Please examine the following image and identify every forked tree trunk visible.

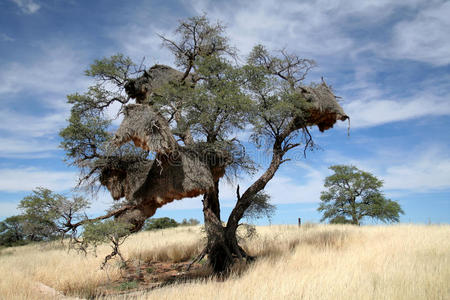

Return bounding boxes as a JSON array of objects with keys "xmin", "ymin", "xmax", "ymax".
[
  {"xmin": 202, "ymin": 143, "xmax": 285, "ymax": 273},
  {"xmin": 202, "ymin": 180, "xmax": 247, "ymax": 273}
]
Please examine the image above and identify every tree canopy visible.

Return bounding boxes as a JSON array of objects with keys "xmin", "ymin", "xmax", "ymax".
[
  {"xmin": 318, "ymin": 165, "xmax": 404, "ymax": 225},
  {"xmin": 144, "ymin": 217, "xmax": 179, "ymax": 230},
  {"xmin": 0, "ymin": 187, "xmax": 90, "ymax": 247}
]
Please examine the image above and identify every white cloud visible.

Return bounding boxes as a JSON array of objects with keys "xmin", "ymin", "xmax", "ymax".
[
  {"xmin": 0, "ymin": 44, "xmax": 90, "ymax": 97},
  {"xmin": 324, "ymin": 144, "xmax": 450, "ymax": 193},
  {"xmin": 265, "ymin": 163, "xmax": 326, "ymax": 204},
  {"xmin": 212, "ymin": 162, "xmax": 327, "ymax": 206},
  {"xmin": 0, "ymin": 109, "xmax": 67, "ymax": 138},
  {"xmin": 388, "ymin": 1, "xmax": 450, "ymax": 66},
  {"xmin": 383, "ymin": 146, "xmax": 450, "ymax": 191},
  {"xmin": 0, "ymin": 137, "xmax": 58, "ymax": 158},
  {"xmin": 11, "ymin": 0, "xmax": 40, "ymax": 14},
  {"xmin": 343, "ymin": 93, "xmax": 450, "ymax": 128},
  {"xmin": 112, "ymin": 0, "xmax": 448, "ymax": 71},
  {"xmin": 0, "ymin": 42, "xmax": 92, "ymax": 158},
  {"xmin": 185, "ymin": 0, "xmax": 432, "ymax": 61},
  {"xmin": 82, "ymin": 189, "xmax": 120, "ymax": 216},
  {"xmin": 113, "ymin": 24, "xmax": 173, "ymax": 66},
  {"xmin": 186, "ymin": 0, "xmax": 354, "ymax": 57},
  {"xmin": 0, "ymin": 33, "xmax": 14, "ymax": 42},
  {"xmin": 0, "ymin": 108, "xmax": 70, "ymax": 158},
  {"xmin": 0, "ymin": 168, "xmax": 77, "ymax": 192}
]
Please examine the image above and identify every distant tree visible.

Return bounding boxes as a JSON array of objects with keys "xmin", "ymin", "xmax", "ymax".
[
  {"xmin": 0, "ymin": 216, "xmax": 28, "ymax": 247},
  {"xmin": 180, "ymin": 218, "xmax": 200, "ymax": 226},
  {"xmin": 18, "ymin": 187, "xmax": 90, "ymax": 240},
  {"xmin": 318, "ymin": 165, "xmax": 404, "ymax": 225},
  {"xmin": 143, "ymin": 217, "xmax": 179, "ymax": 230}
]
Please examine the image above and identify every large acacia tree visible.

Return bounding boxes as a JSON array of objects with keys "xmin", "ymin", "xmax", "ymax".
[{"xmin": 60, "ymin": 16, "xmax": 348, "ymax": 273}]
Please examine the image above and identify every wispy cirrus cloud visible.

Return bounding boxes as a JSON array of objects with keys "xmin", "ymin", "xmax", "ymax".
[
  {"xmin": 10, "ymin": 0, "xmax": 40, "ymax": 15},
  {"xmin": 0, "ymin": 44, "xmax": 90, "ymax": 97},
  {"xmin": 387, "ymin": 1, "xmax": 450, "ymax": 66},
  {"xmin": 0, "ymin": 167, "xmax": 77, "ymax": 192},
  {"xmin": 0, "ymin": 41, "xmax": 92, "ymax": 157},
  {"xmin": 324, "ymin": 143, "xmax": 450, "ymax": 193},
  {"xmin": 184, "ymin": 0, "xmax": 438, "ymax": 62},
  {"xmin": 342, "ymin": 93, "xmax": 450, "ymax": 128},
  {"xmin": 0, "ymin": 109, "xmax": 67, "ymax": 138},
  {"xmin": 0, "ymin": 33, "xmax": 14, "ymax": 42},
  {"xmin": 0, "ymin": 137, "xmax": 58, "ymax": 158}
]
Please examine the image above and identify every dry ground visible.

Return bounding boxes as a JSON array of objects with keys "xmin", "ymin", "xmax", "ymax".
[{"xmin": 0, "ymin": 224, "xmax": 448, "ymax": 299}]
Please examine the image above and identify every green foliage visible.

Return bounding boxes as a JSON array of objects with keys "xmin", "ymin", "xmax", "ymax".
[
  {"xmin": 161, "ymin": 15, "xmax": 233, "ymax": 70},
  {"xmin": 59, "ymin": 105, "xmax": 111, "ymax": 165},
  {"xmin": 85, "ymin": 53, "xmax": 136, "ymax": 85},
  {"xmin": 82, "ymin": 219, "xmax": 132, "ymax": 246},
  {"xmin": 329, "ymin": 216, "xmax": 353, "ymax": 224},
  {"xmin": 115, "ymin": 280, "xmax": 138, "ymax": 291},
  {"xmin": 18, "ymin": 187, "xmax": 64, "ymax": 240},
  {"xmin": 243, "ymin": 191, "xmax": 276, "ymax": 222},
  {"xmin": 318, "ymin": 165, "xmax": 404, "ymax": 225},
  {"xmin": 143, "ymin": 217, "xmax": 179, "ymax": 230},
  {"xmin": 60, "ymin": 54, "xmax": 135, "ymax": 179},
  {"xmin": 244, "ymin": 45, "xmax": 315, "ymax": 147},
  {"xmin": 0, "ymin": 188, "xmax": 90, "ymax": 247},
  {"xmin": 0, "ymin": 216, "xmax": 28, "ymax": 247},
  {"xmin": 19, "ymin": 187, "xmax": 89, "ymax": 241},
  {"xmin": 186, "ymin": 55, "xmax": 252, "ymax": 142},
  {"xmin": 81, "ymin": 219, "xmax": 133, "ymax": 268}
]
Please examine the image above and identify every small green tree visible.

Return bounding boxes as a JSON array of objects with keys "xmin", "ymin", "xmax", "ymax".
[
  {"xmin": 318, "ymin": 165, "xmax": 404, "ymax": 225},
  {"xmin": 82, "ymin": 220, "xmax": 133, "ymax": 268},
  {"xmin": 143, "ymin": 217, "xmax": 179, "ymax": 230}
]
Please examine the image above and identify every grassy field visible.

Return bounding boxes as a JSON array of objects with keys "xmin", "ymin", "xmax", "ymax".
[{"xmin": 0, "ymin": 224, "xmax": 449, "ymax": 299}]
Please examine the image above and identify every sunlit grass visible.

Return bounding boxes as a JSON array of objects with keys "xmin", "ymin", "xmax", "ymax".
[{"xmin": 0, "ymin": 224, "xmax": 448, "ymax": 299}]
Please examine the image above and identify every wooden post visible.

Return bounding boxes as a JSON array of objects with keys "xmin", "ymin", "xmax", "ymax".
[{"xmin": 298, "ymin": 217, "xmax": 301, "ymax": 227}]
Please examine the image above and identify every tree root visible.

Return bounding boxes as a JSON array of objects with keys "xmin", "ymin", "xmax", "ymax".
[{"xmin": 186, "ymin": 247, "xmax": 207, "ymax": 271}]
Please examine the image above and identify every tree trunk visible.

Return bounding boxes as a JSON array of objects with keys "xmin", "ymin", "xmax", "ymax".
[
  {"xmin": 202, "ymin": 142, "xmax": 285, "ymax": 273},
  {"xmin": 350, "ymin": 197, "xmax": 359, "ymax": 225},
  {"xmin": 226, "ymin": 142, "xmax": 284, "ymax": 235},
  {"xmin": 202, "ymin": 140, "xmax": 290, "ymax": 273},
  {"xmin": 202, "ymin": 180, "xmax": 248, "ymax": 273}
]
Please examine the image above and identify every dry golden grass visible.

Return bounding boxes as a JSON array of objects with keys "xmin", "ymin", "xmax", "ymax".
[{"xmin": 0, "ymin": 224, "xmax": 449, "ymax": 299}]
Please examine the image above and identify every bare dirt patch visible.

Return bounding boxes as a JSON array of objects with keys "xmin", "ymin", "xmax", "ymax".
[{"xmin": 96, "ymin": 260, "xmax": 210, "ymax": 297}]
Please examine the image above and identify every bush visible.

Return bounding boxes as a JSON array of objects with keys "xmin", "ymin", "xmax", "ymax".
[
  {"xmin": 143, "ymin": 217, "xmax": 179, "ymax": 230},
  {"xmin": 180, "ymin": 218, "xmax": 200, "ymax": 226}
]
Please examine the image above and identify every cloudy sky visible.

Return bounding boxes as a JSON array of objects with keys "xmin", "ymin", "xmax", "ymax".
[{"xmin": 1, "ymin": 0, "xmax": 449, "ymax": 224}]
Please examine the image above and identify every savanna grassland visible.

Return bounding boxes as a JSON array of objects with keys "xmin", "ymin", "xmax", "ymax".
[{"xmin": 0, "ymin": 224, "xmax": 448, "ymax": 300}]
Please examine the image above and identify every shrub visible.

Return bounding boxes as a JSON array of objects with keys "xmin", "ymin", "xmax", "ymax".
[{"xmin": 143, "ymin": 217, "xmax": 179, "ymax": 230}]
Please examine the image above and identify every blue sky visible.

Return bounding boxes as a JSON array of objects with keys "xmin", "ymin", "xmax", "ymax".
[{"xmin": 0, "ymin": 0, "xmax": 449, "ymax": 225}]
